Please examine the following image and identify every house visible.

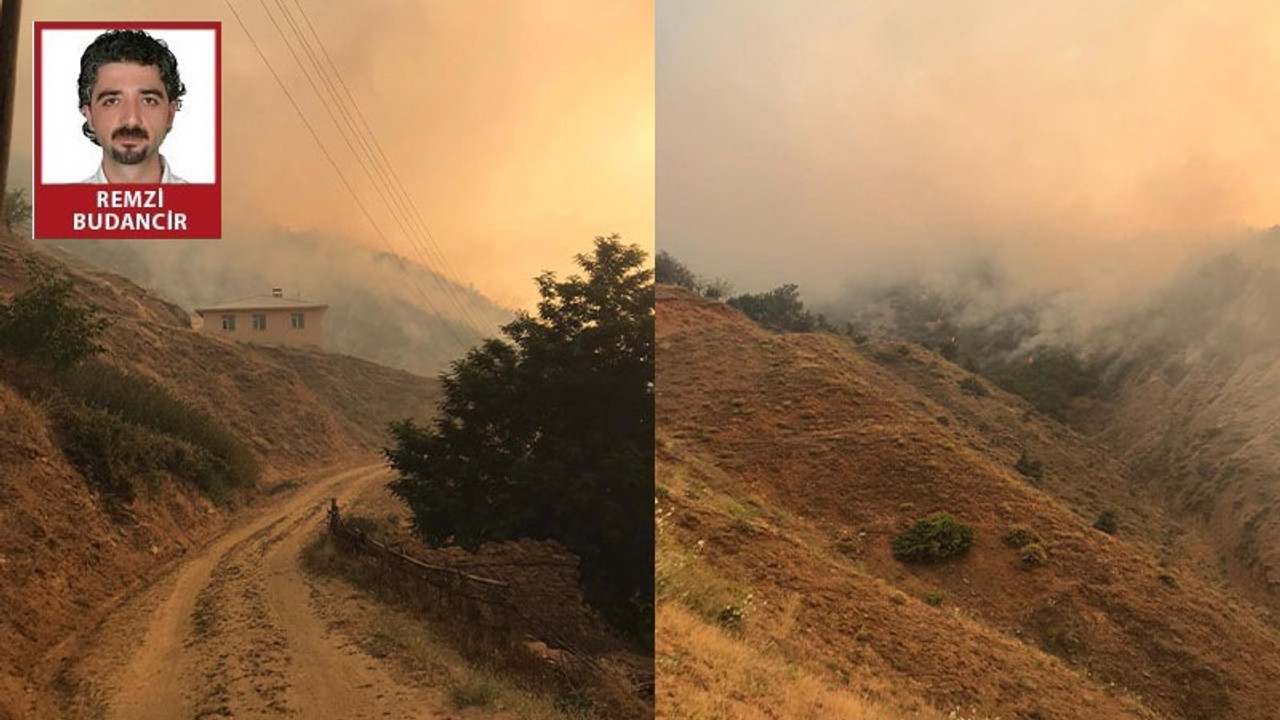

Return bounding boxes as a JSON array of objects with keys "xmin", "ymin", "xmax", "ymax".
[{"xmin": 193, "ymin": 288, "xmax": 328, "ymax": 348}]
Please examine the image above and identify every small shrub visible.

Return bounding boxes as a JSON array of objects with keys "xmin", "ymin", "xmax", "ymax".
[
  {"xmin": 717, "ymin": 603, "xmax": 746, "ymax": 630},
  {"xmin": 0, "ymin": 260, "xmax": 108, "ymax": 370},
  {"xmin": 448, "ymin": 676, "xmax": 498, "ymax": 709},
  {"xmin": 1003, "ymin": 524, "xmax": 1042, "ymax": 549},
  {"xmin": 1094, "ymin": 508, "xmax": 1119, "ymax": 535},
  {"xmin": 891, "ymin": 512, "xmax": 975, "ymax": 563},
  {"xmin": 959, "ymin": 376, "xmax": 989, "ymax": 397},
  {"xmin": 1015, "ymin": 452, "xmax": 1044, "ymax": 481},
  {"xmin": 58, "ymin": 362, "xmax": 259, "ymax": 500},
  {"xmin": 1019, "ymin": 542, "xmax": 1048, "ymax": 568},
  {"xmin": 924, "ymin": 591, "xmax": 945, "ymax": 606}
]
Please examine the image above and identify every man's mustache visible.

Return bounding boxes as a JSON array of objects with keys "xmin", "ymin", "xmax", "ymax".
[{"xmin": 111, "ymin": 126, "xmax": 149, "ymax": 140}]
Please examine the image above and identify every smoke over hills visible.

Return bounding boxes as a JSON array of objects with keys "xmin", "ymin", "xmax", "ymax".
[{"xmin": 48, "ymin": 228, "xmax": 513, "ymax": 377}]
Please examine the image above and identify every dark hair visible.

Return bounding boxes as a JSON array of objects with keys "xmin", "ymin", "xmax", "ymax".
[{"xmin": 78, "ymin": 30, "xmax": 185, "ymax": 144}]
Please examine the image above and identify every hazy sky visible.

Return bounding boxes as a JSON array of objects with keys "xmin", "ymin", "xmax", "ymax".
[
  {"xmin": 14, "ymin": 0, "xmax": 654, "ymax": 309},
  {"xmin": 659, "ymin": 0, "xmax": 1280, "ymax": 306}
]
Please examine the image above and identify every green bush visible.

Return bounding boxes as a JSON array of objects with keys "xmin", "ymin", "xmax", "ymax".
[
  {"xmin": 1094, "ymin": 508, "xmax": 1119, "ymax": 535},
  {"xmin": 1015, "ymin": 452, "xmax": 1044, "ymax": 481},
  {"xmin": 891, "ymin": 512, "xmax": 975, "ymax": 563},
  {"xmin": 655, "ymin": 250, "xmax": 700, "ymax": 291},
  {"xmin": 0, "ymin": 260, "xmax": 108, "ymax": 370},
  {"xmin": 727, "ymin": 284, "xmax": 817, "ymax": 331},
  {"xmin": 959, "ymin": 376, "xmax": 989, "ymax": 397},
  {"xmin": 1019, "ymin": 542, "xmax": 1049, "ymax": 568},
  {"xmin": 50, "ymin": 402, "xmax": 221, "ymax": 505},
  {"xmin": 1003, "ymin": 524, "xmax": 1042, "ymax": 549},
  {"xmin": 58, "ymin": 363, "xmax": 259, "ymax": 500},
  {"xmin": 43, "ymin": 362, "xmax": 258, "ymax": 505}
]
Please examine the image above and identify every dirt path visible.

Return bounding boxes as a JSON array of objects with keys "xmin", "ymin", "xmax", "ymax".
[{"xmin": 70, "ymin": 464, "xmax": 457, "ymax": 720}]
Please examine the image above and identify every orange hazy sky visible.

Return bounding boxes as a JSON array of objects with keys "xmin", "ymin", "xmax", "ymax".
[
  {"xmin": 659, "ymin": 0, "xmax": 1280, "ymax": 303},
  {"xmin": 14, "ymin": 0, "xmax": 654, "ymax": 309}
]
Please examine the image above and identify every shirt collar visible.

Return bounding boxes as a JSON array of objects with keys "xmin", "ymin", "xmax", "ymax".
[{"xmin": 87, "ymin": 155, "xmax": 185, "ymax": 184}]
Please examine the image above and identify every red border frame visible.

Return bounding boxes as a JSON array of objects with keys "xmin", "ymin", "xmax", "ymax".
[{"xmin": 33, "ymin": 21, "xmax": 222, "ymax": 240}]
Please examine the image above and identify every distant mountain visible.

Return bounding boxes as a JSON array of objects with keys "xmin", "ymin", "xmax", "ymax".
[{"xmin": 46, "ymin": 229, "xmax": 513, "ymax": 376}]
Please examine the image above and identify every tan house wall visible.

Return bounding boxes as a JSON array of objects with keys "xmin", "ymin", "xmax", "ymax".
[{"xmin": 200, "ymin": 307, "xmax": 326, "ymax": 347}]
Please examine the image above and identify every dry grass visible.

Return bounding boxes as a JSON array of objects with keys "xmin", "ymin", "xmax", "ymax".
[
  {"xmin": 655, "ymin": 487, "xmax": 949, "ymax": 720},
  {"xmin": 302, "ymin": 532, "xmax": 594, "ymax": 720},
  {"xmin": 657, "ymin": 603, "xmax": 940, "ymax": 720}
]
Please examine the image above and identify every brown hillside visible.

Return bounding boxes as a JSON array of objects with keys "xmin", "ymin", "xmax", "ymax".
[
  {"xmin": 0, "ymin": 238, "xmax": 440, "ymax": 719},
  {"xmin": 656, "ymin": 285, "xmax": 1280, "ymax": 720},
  {"xmin": 1076, "ymin": 241, "xmax": 1280, "ymax": 617}
]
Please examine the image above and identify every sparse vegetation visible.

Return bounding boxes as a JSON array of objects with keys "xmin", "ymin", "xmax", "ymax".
[
  {"xmin": 727, "ymin": 284, "xmax": 818, "ymax": 332},
  {"xmin": 1015, "ymin": 452, "xmax": 1044, "ymax": 481},
  {"xmin": 0, "ymin": 260, "xmax": 108, "ymax": 371},
  {"xmin": 1094, "ymin": 508, "xmax": 1120, "ymax": 535},
  {"xmin": 925, "ymin": 591, "xmax": 946, "ymax": 606},
  {"xmin": 42, "ymin": 362, "xmax": 259, "ymax": 505},
  {"xmin": 3, "ymin": 188, "xmax": 32, "ymax": 233},
  {"xmin": 1018, "ymin": 543, "xmax": 1049, "ymax": 568},
  {"xmin": 655, "ymin": 250, "xmax": 733, "ymax": 299},
  {"xmin": 959, "ymin": 376, "xmax": 989, "ymax": 397},
  {"xmin": 891, "ymin": 512, "xmax": 976, "ymax": 563},
  {"xmin": 1002, "ymin": 524, "xmax": 1043, "ymax": 549},
  {"xmin": 449, "ymin": 676, "xmax": 499, "ymax": 709}
]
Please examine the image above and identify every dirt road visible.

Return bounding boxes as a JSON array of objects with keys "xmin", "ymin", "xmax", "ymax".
[{"xmin": 70, "ymin": 464, "xmax": 458, "ymax": 720}]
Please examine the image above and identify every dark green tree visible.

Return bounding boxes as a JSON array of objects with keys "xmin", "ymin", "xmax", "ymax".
[
  {"xmin": 727, "ymin": 283, "xmax": 816, "ymax": 331},
  {"xmin": 891, "ymin": 512, "xmax": 976, "ymax": 562},
  {"xmin": 655, "ymin": 249, "xmax": 700, "ymax": 291},
  {"xmin": 385, "ymin": 235, "xmax": 654, "ymax": 640},
  {"xmin": 0, "ymin": 260, "xmax": 109, "ymax": 370}
]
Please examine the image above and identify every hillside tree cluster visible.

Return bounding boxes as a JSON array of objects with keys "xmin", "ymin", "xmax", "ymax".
[{"xmin": 385, "ymin": 235, "xmax": 655, "ymax": 641}]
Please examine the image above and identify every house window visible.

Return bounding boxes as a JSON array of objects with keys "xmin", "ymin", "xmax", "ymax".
[
  {"xmin": 221, "ymin": 314, "xmax": 236, "ymax": 331},
  {"xmin": 290, "ymin": 312, "xmax": 305, "ymax": 329},
  {"xmin": 252, "ymin": 313, "xmax": 267, "ymax": 331}
]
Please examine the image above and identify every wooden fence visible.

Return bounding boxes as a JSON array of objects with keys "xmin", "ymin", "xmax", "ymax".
[{"xmin": 322, "ymin": 499, "xmax": 656, "ymax": 717}]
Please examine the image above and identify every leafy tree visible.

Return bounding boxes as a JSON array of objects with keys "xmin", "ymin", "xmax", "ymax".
[
  {"xmin": 655, "ymin": 250, "xmax": 733, "ymax": 299},
  {"xmin": 0, "ymin": 260, "xmax": 109, "ymax": 370},
  {"xmin": 728, "ymin": 283, "xmax": 816, "ymax": 331},
  {"xmin": 3, "ymin": 188, "xmax": 31, "ymax": 234},
  {"xmin": 385, "ymin": 235, "xmax": 654, "ymax": 640},
  {"xmin": 656, "ymin": 249, "xmax": 700, "ymax": 291}
]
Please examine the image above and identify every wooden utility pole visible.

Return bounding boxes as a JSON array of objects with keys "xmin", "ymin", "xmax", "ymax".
[{"xmin": 0, "ymin": 0, "xmax": 22, "ymax": 204}]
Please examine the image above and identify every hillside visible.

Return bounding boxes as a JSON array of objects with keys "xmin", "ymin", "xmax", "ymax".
[
  {"xmin": 655, "ymin": 285, "xmax": 1280, "ymax": 720},
  {"xmin": 1076, "ymin": 236, "xmax": 1280, "ymax": 618},
  {"xmin": 46, "ymin": 229, "xmax": 512, "ymax": 377},
  {"xmin": 0, "ymin": 237, "xmax": 440, "ymax": 719}
]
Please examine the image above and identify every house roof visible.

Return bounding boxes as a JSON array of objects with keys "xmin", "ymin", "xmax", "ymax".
[{"xmin": 193, "ymin": 294, "xmax": 329, "ymax": 315}]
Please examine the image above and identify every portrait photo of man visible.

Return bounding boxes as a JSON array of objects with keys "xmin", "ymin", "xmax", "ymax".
[
  {"xmin": 78, "ymin": 29, "xmax": 187, "ymax": 184},
  {"xmin": 33, "ymin": 22, "xmax": 221, "ymax": 240},
  {"xmin": 36, "ymin": 23, "xmax": 217, "ymax": 186}
]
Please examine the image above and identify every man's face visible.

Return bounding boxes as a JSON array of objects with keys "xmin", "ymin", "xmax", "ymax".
[{"xmin": 79, "ymin": 62, "xmax": 177, "ymax": 166}]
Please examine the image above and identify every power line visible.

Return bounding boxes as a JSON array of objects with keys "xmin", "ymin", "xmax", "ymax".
[
  {"xmin": 285, "ymin": 0, "xmax": 492, "ymax": 332},
  {"xmin": 222, "ymin": 0, "xmax": 477, "ymax": 354},
  {"xmin": 267, "ymin": 0, "xmax": 491, "ymax": 335}
]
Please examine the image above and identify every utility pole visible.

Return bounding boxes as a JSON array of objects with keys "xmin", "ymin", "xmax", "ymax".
[{"xmin": 0, "ymin": 0, "xmax": 22, "ymax": 208}]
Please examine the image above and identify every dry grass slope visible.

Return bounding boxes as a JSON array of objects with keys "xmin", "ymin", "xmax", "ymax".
[
  {"xmin": 0, "ymin": 238, "xmax": 441, "ymax": 719},
  {"xmin": 656, "ymin": 285, "xmax": 1280, "ymax": 720}
]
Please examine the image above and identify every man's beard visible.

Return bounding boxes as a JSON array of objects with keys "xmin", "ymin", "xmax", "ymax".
[
  {"xmin": 108, "ymin": 145, "xmax": 152, "ymax": 165},
  {"xmin": 109, "ymin": 127, "xmax": 152, "ymax": 165}
]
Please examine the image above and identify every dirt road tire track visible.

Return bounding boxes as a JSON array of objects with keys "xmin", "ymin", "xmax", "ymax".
[{"xmin": 90, "ymin": 464, "xmax": 454, "ymax": 720}]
